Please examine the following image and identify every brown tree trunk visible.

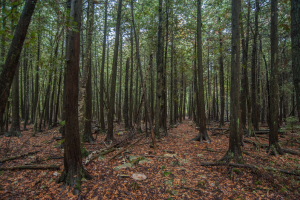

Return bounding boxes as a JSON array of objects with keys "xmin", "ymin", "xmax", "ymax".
[
  {"xmin": 155, "ymin": 0, "xmax": 163, "ymax": 138},
  {"xmin": 291, "ymin": 0, "xmax": 300, "ymax": 121},
  {"xmin": 194, "ymin": 0, "xmax": 209, "ymax": 143},
  {"xmin": 106, "ymin": 0, "xmax": 123, "ymax": 141},
  {"xmin": 123, "ymin": 58, "xmax": 130, "ymax": 130},
  {"xmin": 221, "ymin": 0, "xmax": 242, "ymax": 162},
  {"xmin": 0, "ymin": 0, "xmax": 37, "ymax": 120},
  {"xmin": 268, "ymin": 0, "xmax": 283, "ymax": 156},
  {"xmin": 251, "ymin": 0, "xmax": 259, "ymax": 131},
  {"xmin": 57, "ymin": 0, "xmax": 92, "ymax": 194},
  {"xmin": 82, "ymin": 0, "xmax": 95, "ymax": 143},
  {"xmin": 99, "ymin": 0, "xmax": 108, "ymax": 133},
  {"xmin": 219, "ymin": 17, "xmax": 225, "ymax": 127}
]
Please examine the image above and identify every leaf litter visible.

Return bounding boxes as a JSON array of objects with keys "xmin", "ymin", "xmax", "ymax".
[{"xmin": 0, "ymin": 119, "xmax": 300, "ymax": 199}]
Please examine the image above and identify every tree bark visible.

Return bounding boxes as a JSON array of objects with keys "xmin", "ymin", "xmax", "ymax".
[
  {"xmin": 251, "ymin": 0, "xmax": 259, "ymax": 131},
  {"xmin": 155, "ymin": 0, "xmax": 163, "ymax": 138},
  {"xmin": 0, "ymin": 0, "xmax": 37, "ymax": 120},
  {"xmin": 194, "ymin": 0, "xmax": 210, "ymax": 143},
  {"xmin": 219, "ymin": 17, "xmax": 225, "ymax": 127},
  {"xmin": 106, "ymin": 0, "xmax": 123, "ymax": 141},
  {"xmin": 99, "ymin": 0, "xmax": 108, "ymax": 133},
  {"xmin": 221, "ymin": 0, "xmax": 242, "ymax": 162},
  {"xmin": 123, "ymin": 58, "xmax": 130, "ymax": 130},
  {"xmin": 291, "ymin": 0, "xmax": 300, "ymax": 121},
  {"xmin": 57, "ymin": 0, "xmax": 92, "ymax": 194},
  {"xmin": 82, "ymin": 0, "xmax": 95, "ymax": 143},
  {"xmin": 268, "ymin": 0, "xmax": 283, "ymax": 156}
]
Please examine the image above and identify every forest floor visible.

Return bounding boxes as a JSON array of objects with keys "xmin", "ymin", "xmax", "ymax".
[{"xmin": 0, "ymin": 119, "xmax": 300, "ymax": 199}]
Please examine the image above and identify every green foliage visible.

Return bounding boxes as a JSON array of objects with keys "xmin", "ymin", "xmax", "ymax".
[
  {"xmin": 131, "ymin": 182, "xmax": 139, "ymax": 190},
  {"xmin": 197, "ymin": 181, "xmax": 206, "ymax": 188},
  {"xmin": 162, "ymin": 171, "xmax": 172, "ymax": 177},
  {"xmin": 81, "ymin": 147, "xmax": 89, "ymax": 158},
  {"xmin": 233, "ymin": 168, "xmax": 241, "ymax": 174},
  {"xmin": 284, "ymin": 116, "xmax": 298, "ymax": 132},
  {"xmin": 255, "ymin": 180, "xmax": 262, "ymax": 185},
  {"xmin": 59, "ymin": 121, "xmax": 65, "ymax": 127}
]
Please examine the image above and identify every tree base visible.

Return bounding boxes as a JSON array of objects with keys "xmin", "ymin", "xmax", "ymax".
[
  {"xmin": 105, "ymin": 134, "xmax": 115, "ymax": 142},
  {"xmin": 57, "ymin": 166, "xmax": 92, "ymax": 195},
  {"xmin": 5, "ymin": 130, "xmax": 22, "ymax": 137},
  {"xmin": 193, "ymin": 131, "xmax": 211, "ymax": 144},
  {"xmin": 83, "ymin": 134, "xmax": 95, "ymax": 143},
  {"xmin": 219, "ymin": 147, "xmax": 243, "ymax": 163},
  {"xmin": 267, "ymin": 143, "xmax": 284, "ymax": 156}
]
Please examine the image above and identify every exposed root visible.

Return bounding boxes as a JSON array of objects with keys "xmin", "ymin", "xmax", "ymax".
[{"xmin": 193, "ymin": 130, "xmax": 211, "ymax": 144}]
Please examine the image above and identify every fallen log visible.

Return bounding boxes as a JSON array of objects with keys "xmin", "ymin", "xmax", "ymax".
[
  {"xmin": 199, "ymin": 162, "xmax": 300, "ymax": 176},
  {"xmin": 0, "ymin": 150, "xmax": 40, "ymax": 164},
  {"xmin": 109, "ymin": 136, "xmax": 144, "ymax": 161},
  {"xmin": 0, "ymin": 164, "xmax": 60, "ymax": 171},
  {"xmin": 282, "ymin": 148, "xmax": 300, "ymax": 156},
  {"xmin": 84, "ymin": 148, "xmax": 116, "ymax": 165},
  {"xmin": 244, "ymin": 139, "xmax": 268, "ymax": 148}
]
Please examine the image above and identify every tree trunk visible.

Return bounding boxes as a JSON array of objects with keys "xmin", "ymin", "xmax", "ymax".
[
  {"xmin": 219, "ymin": 17, "xmax": 225, "ymax": 127},
  {"xmin": 251, "ymin": 0, "xmax": 259, "ymax": 131},
  {"xmin": 155, "ymin": 0, "xmax": 163, "ymax": 138},
  {"xmin": 7, "ymin": 64, "xmax": 21, "ymax": 137},
  {"xmin": 194, "ymin": 0, "xmax": 210, "ymax": 143},
  {"xmin": 117, "ymin": 30, "xmax": 123, "ymax": 124},
  {"xmin": 57, "ymin": 0, "xmax": 92, "ymax": 194},
  {"xmin": 106, "ymin": 0, "xmax": 123, "ymax": 141},
  {"xmin": 0, "ymin": 0, "xmax": 37, "ymax": 119},
  {"xmin": 240, "ymin": 0, "xmax": 250, "ymax": 131},
  {"xmin": 82, "ymin": 0, "xmax": 95, "ymax": 143},
  {"xmin": 99, "ymin": 0, "xmax": 108, "ymax": 133},
  {"xmin": 129, "ymin": 26, "xmax": 134, "ymax": 128},
  {"xmin": 268, "ymin": 0, "xmax": 283, "ymax": 156},
  {"xmin": 291, "ymin": 0, "xmax": 300, "ymax": 121},
  {"xmin": 221, "ymin": 0, "xmax": 242, "ymax": 162},
  {"xmin": 123, "ymin": 58, "xmax": 130, "ymax": 130}
]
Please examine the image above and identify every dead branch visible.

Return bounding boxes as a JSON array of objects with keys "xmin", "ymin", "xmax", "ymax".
[
  {"xmin": 181, "ymin": 186, "xmax": 205, "ymax": 193},
  {"xmin": 282, "ymin": 148, "xmax": 300, "ymax": 156},
  {"xmin": 0, "ymin": 164, "xmax": 60, "ymax": 171},
  {"xmin": 84, "ymin": 148, "xmax": 116, "ymax": 165},
  {"xmin": 109, "ymin": 136, "xmax": 144, "ymax": 161},
  {"xmin": 0, "ymin": 150, "xmax": 40, "ymax": 163},
  {"xmin": 198, "ymin": 162, "xmax": 300, "ymax": 176}
]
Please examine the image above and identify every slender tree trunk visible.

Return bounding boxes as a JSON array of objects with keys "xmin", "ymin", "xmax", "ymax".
[
  {"xmin": 57, "ymin": 0, "xmax": 92, "ymax": 194},
  {"xmin": 81, "ymin": 0, "xmax": 95, "ymax": 143},
  {"xmin": 99, "ymin": 0, "xmax": 108, "ymax": 133},
  {"xmin": 129, "ymin": 26, "xmax": 134, "ymax": 128},
  {"xmin": 240, "ymin": 0, "xmax": 250, "ymax": 131},
  {"xmin": 106, "ymin": 0, "xmax": 123, "ymax": 141},
  {"xmin": 117, "ymin": 30, "xmax": 123, "ymax": 124},
  {"xmin": 194, "ymin": 0, "xmax": 209, "ymax": 142},
  {"xmin": 219, "ymin": 18, "xmax": 225, "ymax": 127},
  {"xmin": 0, "ymin": 0, "xmax": 37, "ymax": 119},
  {"xmin": 7, "ymin": 64, "xmax": 21, "ymax": 137},
  {"xmin": 268, "ymin": 0, "xmax": 283, "ymax": 156},
  {"xmin": 155, "ymin": 0, "xmax": 163, "ymax": 138},
  {"xmin": 221, "ymin": 0, "xmax": 242, "ymax": 162},
  {"xmin": 123, "ymin": 58, "xmax": 130, "ymax": 130},
  {"xmin": 251, "ymin": 0, "xmax": 259, "ymax": 131},
  {"xmin": 291, "ymin": 0, "xmax": 300, "ymax": 121}
]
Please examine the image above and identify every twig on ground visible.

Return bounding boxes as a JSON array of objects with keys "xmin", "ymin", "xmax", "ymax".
[
  {"xmin": 0, "ymin": 164, "xmax": 60, "ymax": 171},
  {"xmin": 0, "ymin": 150, "xmax": 40, "ymax": 163}
]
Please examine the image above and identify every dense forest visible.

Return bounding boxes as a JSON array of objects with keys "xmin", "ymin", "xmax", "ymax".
[{"xmin": 0, "ymin": 0, "xmax": 300, "ymax": 199}]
